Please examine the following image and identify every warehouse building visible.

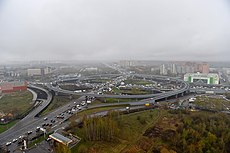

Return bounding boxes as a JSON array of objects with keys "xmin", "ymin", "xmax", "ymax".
[
  {"xmin": 184, "ymin": 73, "xmax": 219, "ymax": 84},
  {"xmin": 27, "ymin": 67, "xmax": 51, "ymax": 76},
  {"xmin": 0, "ymin": 81, "xmax": 27, "ymax": 93}
]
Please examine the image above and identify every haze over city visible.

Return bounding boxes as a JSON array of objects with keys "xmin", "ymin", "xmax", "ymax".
[
  {"xmin": 0, "ymin": 0, "xmax": 230, "ymax": 62},
  {"xmin": 1, "ymin": 1, "xmax": 230, "ymax": 152}
]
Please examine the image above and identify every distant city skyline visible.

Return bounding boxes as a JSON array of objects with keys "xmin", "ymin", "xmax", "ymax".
[{"xmin": 0, "ymin": 0, "xmax": 230, "ymax": 62}]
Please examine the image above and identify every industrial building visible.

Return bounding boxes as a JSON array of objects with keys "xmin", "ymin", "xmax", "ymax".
[
  {"xmin": 0, "ymin": 81, "xmax": 27, "ymax": 93},
  {"xmin": 27, "ymin": 68, "xmax": 42, "ymax": 76},
  {"xmin": 184, "ymin": 73, "xmax": 219, "ymax": 84},
  {"xmin": 27, "ymin": 67, "xmax": 51, "ymax": 76}
]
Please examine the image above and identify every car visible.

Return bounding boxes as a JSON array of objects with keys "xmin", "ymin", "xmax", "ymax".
[
  {"xmin": 12, "ymin": 139, "xmax": 17, "ymax": 143},
  {"xmin": 18, "ymin": 135, "xmax": 26, "ymax": 139},
  {"xmin": 6, "ymin": 142, "xmax": 11, "ymax": 146},
  {"xmin": 56, "ymin": 116, "xmax": 64, "ymax": 119},
  {"xmin": 36, "ymin": 127, "xmax": 40, "ymax": 132},
  {"xmin": 46, "ymin": 138, "xmax": 52, "ymax": 142},
  {"xmin": 51, "ymin": 119, "xmax": 55, "ymax": 123},
  {"xmin": 81, "ymin": 101, "xmax": 86, "ymax": 106},
  {"xmin": 59, "ymin": 121, "xmax": 63, "ymax": 124},
  {"xmin": 87, "ymin": 100, "xmax": 91, "ymax": 104},
  {"xmin": 71, "ymin": 109, "xmax": 76, "ymax": 112},
  {"xmin": 27, "ymin": 131, "xmax": 33, "ymax": 135},
  {"xmin": 44, "ymin": 117, "xmax": 48, "ymax": 121}
]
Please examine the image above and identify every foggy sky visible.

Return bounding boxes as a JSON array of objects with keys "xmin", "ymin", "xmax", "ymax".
[{"xmin": 0, "ymin": 0, "xmax": 230, "ymax": 62}]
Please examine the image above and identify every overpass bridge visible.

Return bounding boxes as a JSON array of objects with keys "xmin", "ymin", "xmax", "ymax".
[{"xmin": 46, "ymin": 74, "xmax": 190, "ymax": 101}]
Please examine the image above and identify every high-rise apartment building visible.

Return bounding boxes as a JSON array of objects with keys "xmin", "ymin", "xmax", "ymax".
[
  {"xmin": 160, "ymin": 64, "xmax": 167, "ymax": 75},
  {"xmin": 197, "ymin": 63, "xmax": 209, "ymax": 73}
]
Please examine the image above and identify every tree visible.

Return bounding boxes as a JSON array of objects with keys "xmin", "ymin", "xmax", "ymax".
[{"xmin": 54, "ymin": 142, "xmax": 71, "ymax": 153}]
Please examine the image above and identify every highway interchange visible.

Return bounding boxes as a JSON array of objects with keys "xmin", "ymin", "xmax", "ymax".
[{"xmin": 0, "ymin": 65, "xmax": 230, "ymax": 153}]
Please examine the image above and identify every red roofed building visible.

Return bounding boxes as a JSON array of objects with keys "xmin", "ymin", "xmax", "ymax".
[{"xmin": 0, "ymin": 81, "xmax": 28, "ymax": 93}]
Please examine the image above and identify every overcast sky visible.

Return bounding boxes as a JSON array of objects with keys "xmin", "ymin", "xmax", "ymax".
[{"xmin": 0, "ymin": 0, "xmax": 230, "ymax": 62}]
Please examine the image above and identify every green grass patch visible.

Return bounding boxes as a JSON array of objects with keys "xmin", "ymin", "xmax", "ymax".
[
  {"xmin": 104, "ymin": 98, "xmax": 134, "ymax": 103},
  {"xmin": 194, "ymin": 96, "xmax": 230, "ymax": 111},
  {"xmin": 109, "ymin": 87, "xmax": 152, "ymax": 95},
  {"xmin": 0, "ymin": 91, "xmax": 33, "ymax": 116},
  {"xmin": 124, "ymin": 79, "xmax": 153, "ymax": 85},
  {"xmin": 87, "ymin": 79, "xmax": 109, "ymax": 83},
  {"xmin": 90, "ymin": 100, "xmax": 104, "ymax": 105}
]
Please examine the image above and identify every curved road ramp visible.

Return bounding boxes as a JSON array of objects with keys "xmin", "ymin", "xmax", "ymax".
[{"xmin": 0, "ymin": 85, "xmax": 53, "ymax": 146}]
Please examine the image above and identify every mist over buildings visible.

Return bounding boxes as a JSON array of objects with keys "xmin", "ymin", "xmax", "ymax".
[{"xmin": 0, "ymin": 0, "xmax": 230, "ymax": 62}]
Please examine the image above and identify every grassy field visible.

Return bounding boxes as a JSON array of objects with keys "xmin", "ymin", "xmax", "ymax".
[
  {"xmin": 70, "ymin": 109, "xmax": 161, "ymax": 153},
  {"xmin": 0, "ymin": 90, "xmax": 33, "ymax": 116},
  {"xmin": 109, "ymin": 87, "xmax": 152, "ymax": 95},
  {"xmin": 194, "ymin": 96, "xmax": 230, "ymax": 111},
  {"xmin": 124, "ymin": 79, "xmax": 153, "ymax": 85},
  {"xmin": 87, "ymin": 79, "xmax": 109, "ymax": 83}
]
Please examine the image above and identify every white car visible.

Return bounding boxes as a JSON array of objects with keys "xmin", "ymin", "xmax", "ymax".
[
  {"xmin": 12, "ymin": 139, "xmax": 17, "ymax": 143},
  {"xmin": 46, "ymin": 138, "xmax": 52, "ymax": 142},
  {"xmin": 72, "ymin": 109, "xmax": 76, "ymax": 112},
  {"xmin": 6, "ymin": 142, "xmax": 11, "ymax": 146},
  {"xmin": 81, "ymin": 101, "xmax": 86, "ymax": 106}
]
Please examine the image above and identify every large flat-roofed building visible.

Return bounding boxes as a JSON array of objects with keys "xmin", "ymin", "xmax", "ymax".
[
  {"xmin": 49, "ymin": 133, "xmax": 73, "ymax": 146},
  {"xmin": 27, "ymin": 67, "xmax": 51, "ymax": 76},
  {"xmin": 27, "ymin": 68, "xmax": 42, "ymax": 76},
  {"xmin": 0, "ymin": 81, "xmax": 27, "ymax": 93},
  {"xmin": 184, "ymin": 73, "xmax": 219, "ymax": 84}
]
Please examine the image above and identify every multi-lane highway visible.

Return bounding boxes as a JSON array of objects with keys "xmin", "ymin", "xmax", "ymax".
[
  {"xmin": 0, "ymin": 73, "xmax": 191, "ymax": 152},
  {"xmin": 1, "ymin": 70, "xmax": 230, "ymax": 152},
  {"xmin": 5, "ymin": 65, "xmax": 224, "ymax": 153},
  {"xmin": 0, "ymin": 85, "xmax": 53, "ymax": 151}
]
